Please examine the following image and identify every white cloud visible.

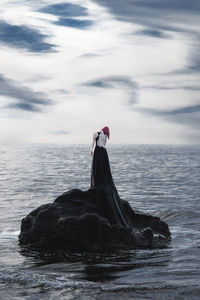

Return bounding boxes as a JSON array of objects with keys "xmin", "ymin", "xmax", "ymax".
[{"xmin": 0, "ymin": 0, "xmax": 199, "ymax": 144}]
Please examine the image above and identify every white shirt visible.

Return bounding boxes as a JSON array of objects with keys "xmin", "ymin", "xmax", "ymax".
[{"xmin": 96, "ymin": 131, "xmax": 107, "ymax": 147}]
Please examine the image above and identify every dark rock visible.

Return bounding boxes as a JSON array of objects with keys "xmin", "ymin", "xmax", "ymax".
[{"xmin": 18, "ymin": 188, "xmax": 171, "ymax": 251}]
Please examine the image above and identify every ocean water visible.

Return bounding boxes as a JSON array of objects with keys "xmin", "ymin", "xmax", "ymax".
[{"xmin": 0, "ymin": 143, "xmax": 199, "ymax": 299}]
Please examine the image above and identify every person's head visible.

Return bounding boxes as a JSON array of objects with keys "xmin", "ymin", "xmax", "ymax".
[{"xmin": 101, "ymin": 126, "xmax": 110, "ymax": 139}]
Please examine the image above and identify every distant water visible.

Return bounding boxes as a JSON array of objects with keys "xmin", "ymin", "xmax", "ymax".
[{"xmin": 0, "ymin": 144, "xmax": 200, "ymax": 300}]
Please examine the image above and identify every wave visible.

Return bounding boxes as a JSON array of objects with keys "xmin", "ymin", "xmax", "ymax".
[
  {"xmin": 0, "ymin": 231, "xmax": 20, "ymax": 238},
  {"xmin": 0, "ymin": 266, "xmax": 99, "ymax": 290},
  {"xmin": 147, "ymin": 210, "xmax": 200, "ymax": 222},
  {"xmin": 0, "ymin": 266, "xmax": 192, "ymax": 292}
]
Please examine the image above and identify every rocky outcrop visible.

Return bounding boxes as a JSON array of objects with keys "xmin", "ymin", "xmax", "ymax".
[{"xmin": 18, "ymin": 189, "xmax": 171, "ymax": 251}]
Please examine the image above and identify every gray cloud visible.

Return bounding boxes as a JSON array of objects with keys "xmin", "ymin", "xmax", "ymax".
[
  {"xmin": 135, "ymin": 29, "xmax": 170, "ymax": 39},
  {"xmin": 54, "ymin": 18, "xmax": 93, "ymax": 29},
  {"xmin": 79, "ymin": 53, "xmax": 101, "ymax": 58},
  {"xmin": 92, "ymin": 0, "xmax": 200, "ymax": 73},
  {"xmin": 0, "ymin": 21, "xmax": 55, "ymax": 53},
  {"xmin": 0, "ymin": 74, "xmax": 52, "ymax": 112},
  {"xmin": 82, "ymin": 75, "xmax": 139, "ymax": 105},
  {"xmin": 91, "ymin": 0, "xmax": 200, "ymax": 31},
  {"xmin": 39, "ymin": 2, "xmax": 93, "ymax": 30},
  {"xmin": 40, "ymin": 3, "xmax": 88, "ymax": 17},
  {"xmin": 50, "ymin": 89, "xmax": 70, "ymax": 94},
  {"xmin": 143, "ymin": 84, "xmax": 200, "ymax": 91},
  {"xmin": 25, "ymin": 75, "xmax": 51, "ymax": 83},
  {"xmin": 174, "ymin": 44, "xmax": 200, "ymax": 74},
  {"xmin": 135, "ymin": 104, "xmax": 200, "ymax": 129},
  {"xmin": 188, "ymin": 46, "xmax": 200, "ymax": 72},
  {"xmin": 85, "ymin": 79, "xmax": 112, "ymax": 88},
  {"xmin": 154, "ymin": 105, "xmax": 200, "ymax": 115},
  {"xmin": 52, "ymin": 130, "xmax": 70, "ymax": 135},
  {"xmin": 8, "ymin": 102, "xmax": 40, "ymax": 112}
]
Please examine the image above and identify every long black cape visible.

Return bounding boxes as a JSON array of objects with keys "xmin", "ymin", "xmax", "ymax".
[{"xmin": 90, "ymin": 145, "xmax": 134, "ymax": 229}]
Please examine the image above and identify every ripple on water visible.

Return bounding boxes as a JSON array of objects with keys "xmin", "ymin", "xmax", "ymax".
[{"xmin": 0, "ymin": 144, "xmax": 200, "ymax": 299}]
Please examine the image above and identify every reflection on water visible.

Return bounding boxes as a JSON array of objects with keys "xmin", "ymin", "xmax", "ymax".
[{"xmin": 19, "ymin": 247, "xmax": 172, "ymax": 281}]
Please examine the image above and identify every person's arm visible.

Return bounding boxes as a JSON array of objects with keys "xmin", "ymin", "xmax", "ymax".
[{"xmin": 90, "ymin": 132, "xmax": 98, "ymax": 156}]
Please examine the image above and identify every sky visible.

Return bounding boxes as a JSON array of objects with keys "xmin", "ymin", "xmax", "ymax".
[{"xmin": 0, "ymin": 0, "xmax": 200, "ymax": 145}]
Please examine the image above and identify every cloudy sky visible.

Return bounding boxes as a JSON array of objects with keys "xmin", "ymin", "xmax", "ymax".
[{"xmin": 0, "ymin": 0, "xmax": 200, "ymax": 144}]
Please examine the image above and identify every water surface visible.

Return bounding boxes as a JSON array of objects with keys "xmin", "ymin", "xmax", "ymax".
[{"xmin": 0, "ymin": 144, "xmax": 199, "ymax": 299}]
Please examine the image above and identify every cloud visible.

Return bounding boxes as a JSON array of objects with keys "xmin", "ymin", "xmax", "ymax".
[
  {"xmin": 39, "ymin": 2, "xmax": 92, "ymax": 30},
  {"xmin": 8, "ymin": 102, "xmax": 40, "ymax": 112},
  {"xmin": 85, "ymin": 79, "xmax": 112, "ymax": 88},
  {"xmin": 92, "ymin": 0, "xmax": 200, "ymax": 74},
  {"xmin": 79, "ymin": 53, "xmax": 101, "ymax": 58},
  {"xmin": 82, "ymin": 75, "xmax": 139, "ymax": 105},
  {"xmin": 54, "ymin": 18, "xmax": 93, "ymax": 29},
  {"xmin": 0, "ymin": 21, "xmax": 55, "ymax": 53},
  {"xmin": 39, "ymin": 3, "xmax": 88, "ymax": 17},
  {"xmin": 52, "ymin": 130, "xmax": 70, "ymax": 135},
  {"xmin": 161, "ymin": 105, "xmax": 200, "ymax": 115},
  {"xmin": 188, "ymin": 45, "xmax": 200, "ymax": 72},
  {"xmin": 143, "ymin": 84, "xmax": 200, "ymax": 91},
  {"xmin": 0, "ymin": 74, "xmax": 52, "ymax": 112},
  {"xmin": 25, "ymin": 75, "xmax": 51, "ymax": 83},
  {"xmin": 91, "ymin": 0, "xmax": 200, "ymax": 30},
  {"xmin": 135, "ymin": 29, "xmax": 170, "ymax": 39},
  {"xmin": 174, "ymin": 44, "xmax": 200, "ymax": 74},
  {"xmin": 50, "ymin": 89, "xmax": 70, "ymax": 94},
  {"xmin": 135, "ymin": 104, "xmax": 200, "ymax": 128}
]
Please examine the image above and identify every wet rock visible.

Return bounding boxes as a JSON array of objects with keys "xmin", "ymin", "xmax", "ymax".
[{"xmin": 18, "ymin": 189, "xmax": 171, "ymax": 251}]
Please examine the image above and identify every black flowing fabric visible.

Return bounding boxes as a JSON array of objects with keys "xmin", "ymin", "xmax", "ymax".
[{"xmin": 90, "ymin": 145, "xmax": 134, "ymax": 229}]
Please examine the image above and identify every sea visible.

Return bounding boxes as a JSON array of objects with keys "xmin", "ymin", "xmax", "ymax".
[{"xmin": 0, "ymin": 143, "xmax": 199, "ymax": 300}]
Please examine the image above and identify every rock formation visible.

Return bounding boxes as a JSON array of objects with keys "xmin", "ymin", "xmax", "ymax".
[{"xmin": 19, "ymin": 188, "xmax": 171, "ymax": 251}]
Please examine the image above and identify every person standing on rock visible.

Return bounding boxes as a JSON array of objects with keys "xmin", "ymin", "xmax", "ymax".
[
  {"xmin": 90, "ymin": 126, "xmax": 113, "ymax": 188},
  {"xmin": 89, "ymin": 126, "xmax": 134, "ymax": 228}
]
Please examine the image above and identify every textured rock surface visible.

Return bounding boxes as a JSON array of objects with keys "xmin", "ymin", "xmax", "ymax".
[{"xmin": 18, "ymin": 189, "xmax": 171, "ymax": 251}]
